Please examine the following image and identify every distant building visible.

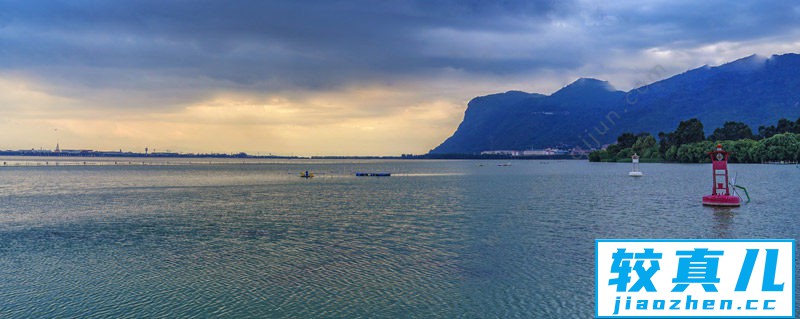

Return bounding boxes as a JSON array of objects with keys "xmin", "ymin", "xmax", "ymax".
[
  {"xmin": 481, "ymin": 150, "xmax": 520, "ymax": 156},
  {"xmin": 60, "ymin": 149, "xmax": 95, "ymax": 156},
  {"xmin": 522, "ymin": 148, "xmax": 569, "ymax": 156},
  {"xmin": 570, "ymin": 148, "xmax": 592, "ymax": 156},
  {"xmin": 523, "ymin": 149, "xmax": 553, "ymax": 156},
  {"xmin": 150, "ymin": 152, "xmax": 180, "ymax": 157}
]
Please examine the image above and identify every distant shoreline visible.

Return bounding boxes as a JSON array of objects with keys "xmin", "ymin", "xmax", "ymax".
[
  {"xmin": 0, "ymin": 150, "xmax": 294, "ymax": 159},
  {"xmin": 0, "ymin": 152, "xmax": 587, "ymax": 161}
]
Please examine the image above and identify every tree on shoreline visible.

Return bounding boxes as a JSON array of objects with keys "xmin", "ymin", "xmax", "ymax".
[
  {"xmin": 589, "ymin": 117, "xmax": 800, "ymax": 163},
  {"xmin": 708, "ymin": 121, "xmax": 754, "ymax": 141},
  {"xmin": 758, "ymin": 118, "xmax": 800, "ymax": 139},
  {"xmin": 657, "ymin": 118, "xmax": 705, "ymax": 161}
]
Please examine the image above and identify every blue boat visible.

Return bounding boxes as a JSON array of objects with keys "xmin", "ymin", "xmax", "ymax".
[{"xmin": 355, "ymin": 172, "xmax": 391, "ymax": 177}]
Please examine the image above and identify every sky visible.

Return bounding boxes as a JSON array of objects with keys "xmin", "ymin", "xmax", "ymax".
[{"xmin": 1, "ymin": 1, "xmax": 799, "ymax": 156}]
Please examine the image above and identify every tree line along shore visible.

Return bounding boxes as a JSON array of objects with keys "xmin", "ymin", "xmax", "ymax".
[{"xmin": 589, "ymin": 117, "xmax": 800, "ymax": 163}]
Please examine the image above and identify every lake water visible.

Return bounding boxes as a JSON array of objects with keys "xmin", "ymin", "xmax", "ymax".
[{"xmin": 0, "ymin": 158, "xmax": 797, "ymax": 318}]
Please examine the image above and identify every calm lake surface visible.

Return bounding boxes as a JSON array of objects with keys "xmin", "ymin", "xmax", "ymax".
[{"xmin": 0, "ymin": 158, "xmax": 797, "ymax": 318}]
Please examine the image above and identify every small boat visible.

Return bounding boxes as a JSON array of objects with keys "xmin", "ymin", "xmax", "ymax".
[
  {"xmin": 629, "ymin": 153, "xmax": 643, "ymax": 177},
  {"xmin": 300, "ymin": 171, "xmax": 314, "ymax": 178},
  {"xmin": 355, "ymin": 172, "xmax": 391, "ymax": 177},
  {"xmin": 497, "ymin": 163, "xmax": 511, "ymax": 167}
]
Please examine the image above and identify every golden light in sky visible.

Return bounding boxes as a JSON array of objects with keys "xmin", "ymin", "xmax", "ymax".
[{"xmin": 1, "ymin": 1, "xmax": 798, "ymax": 155}]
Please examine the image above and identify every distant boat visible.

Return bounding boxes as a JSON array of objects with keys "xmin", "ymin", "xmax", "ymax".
[
  {"xmin": 300, "ymin": 171, "xmax": 314, "ymax": 178},
  {"xmin": 355, "ymin": 172, "xmax": 391, "ymax": 176},
  {"xmin": 497, "ymin": 163, "xmax": 512, "ymax": 167},
  {"xmin": 629, "ymin": 153, "xmax": 643, "ymax": 177}
]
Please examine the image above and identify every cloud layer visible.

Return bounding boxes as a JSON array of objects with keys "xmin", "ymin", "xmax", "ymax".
[{"xmin": 0, "ymin": 0, "xmax": 799, "ymax": 155}]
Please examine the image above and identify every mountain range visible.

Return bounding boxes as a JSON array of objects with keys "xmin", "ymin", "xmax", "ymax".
[{"xmin": 429, "ymin": 53, "xmax": 800, "ymax": 154}]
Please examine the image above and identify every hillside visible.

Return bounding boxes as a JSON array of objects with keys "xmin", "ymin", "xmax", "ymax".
[{"xmin": 430, "ymin": 53, "xmax": 800, "ymax": 154}]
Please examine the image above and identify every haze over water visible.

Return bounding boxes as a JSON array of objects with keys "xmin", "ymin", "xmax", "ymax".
[{"xmin": 0, "ymin": 159, "xmax": 797, "ymax": 318}]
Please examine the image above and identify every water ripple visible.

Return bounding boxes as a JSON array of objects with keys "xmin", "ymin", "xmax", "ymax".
[{"xmin": 0, "ymin": 160, "xmax": 797, "ymax": 317}]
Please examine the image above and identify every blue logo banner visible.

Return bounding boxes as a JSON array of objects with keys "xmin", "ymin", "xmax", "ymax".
[{"xmin": 596, "ymin": 239, "xmax": 795, "ymax": 318}]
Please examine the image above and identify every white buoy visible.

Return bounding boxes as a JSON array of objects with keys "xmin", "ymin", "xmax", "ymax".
[{"xmin": 629, "ymin": 153, "xmax": 643, "ymax": 177}]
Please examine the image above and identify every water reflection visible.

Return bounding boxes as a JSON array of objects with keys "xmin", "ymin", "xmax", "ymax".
[{"xmin": 709, "ymin": 207, "xmax": 735, "ymax": 238}]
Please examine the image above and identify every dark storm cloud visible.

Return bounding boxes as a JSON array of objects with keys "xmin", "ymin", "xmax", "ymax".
[
  {"xmin": 0, "ymin": 0, "xmax": 798, "ymax": 101},
  {"xmin": 0, "ymin": 0, "xmax": 565, "ymax": 91},
  {"xmin": 594, "ymin": 1, "xmax": 800, "ymax": 48}
]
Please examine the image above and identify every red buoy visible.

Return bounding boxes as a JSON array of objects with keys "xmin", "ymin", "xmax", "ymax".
[{"xmin": 702, "ymin": 144, "xmax": 741, "ymax": 206}]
